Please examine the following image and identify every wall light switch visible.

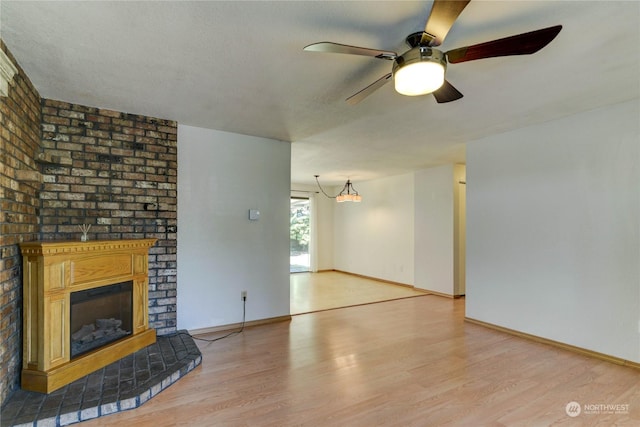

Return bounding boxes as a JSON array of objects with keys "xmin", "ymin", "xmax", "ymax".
[{"xmin": 248, "ymin": 209, "xmax": 260, "ymax": 221}]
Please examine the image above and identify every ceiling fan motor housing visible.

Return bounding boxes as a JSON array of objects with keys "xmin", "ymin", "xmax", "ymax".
[{"xmin": 393, "ymin": 47, "xmax": 446, "ymax": 73}]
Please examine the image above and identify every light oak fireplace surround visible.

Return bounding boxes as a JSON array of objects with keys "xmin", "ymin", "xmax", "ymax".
[{"xmin": 19, "ymin": 239, "xmax": 157, "ymax": 393}]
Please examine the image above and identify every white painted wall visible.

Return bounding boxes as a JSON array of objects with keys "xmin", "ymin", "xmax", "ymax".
[
  {"xmin": 466, "ymin": 99, "xmax": 640, "ymax": 362},
  {"xmin": 414, "ymin": 164, "xmax": 463, "ymax": 295},
  {"xmin": 313, "ymin": 191, "xmax": 335, "ymax": 271},
  {"xmin": 333, "ymin": 173, "xmax": 414, "ymax": 284},
  {"xmin": 177, "ymin": 125, "xmax": 291, "ymax": 331}
]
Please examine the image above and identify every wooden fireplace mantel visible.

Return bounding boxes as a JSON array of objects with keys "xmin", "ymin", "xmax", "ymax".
[{"xmin": 20, "ymin": 239, "xmax": 157, "ymax": 393}]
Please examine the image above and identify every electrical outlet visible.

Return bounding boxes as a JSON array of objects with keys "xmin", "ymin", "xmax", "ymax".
[{"xmin": 241, "ymin": 290, "xmax": 247, "ymax": 300}]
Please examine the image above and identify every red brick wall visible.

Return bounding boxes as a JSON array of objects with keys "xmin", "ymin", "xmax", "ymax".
[
  {"xmin": 0, "ymin": 41, "xmax": 41, "ymax": 405},
  {"xmin": 39, "ymin": 99, "xmax": 178, "ymax": 335}
]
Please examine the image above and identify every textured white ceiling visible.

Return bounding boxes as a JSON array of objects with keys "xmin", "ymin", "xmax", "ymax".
[{"xmin": 2, "ymin": 1, "xmax": 639, "ymax": 185}]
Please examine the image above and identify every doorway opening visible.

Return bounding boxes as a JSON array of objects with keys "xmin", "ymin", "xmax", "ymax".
[{"xmin": 290, "ymin": 197, "xmax": 310, "ymax": 273}]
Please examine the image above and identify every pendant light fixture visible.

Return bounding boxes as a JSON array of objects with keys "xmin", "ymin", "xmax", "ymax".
[{"xmin": 315, "ymin": 175, "xmax": 362, "ymax": 203}]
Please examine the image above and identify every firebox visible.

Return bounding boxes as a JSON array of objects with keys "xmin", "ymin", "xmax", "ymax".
[{"xmin": 70, "ymin": 281, "xmax": 133, "ymax": 358}]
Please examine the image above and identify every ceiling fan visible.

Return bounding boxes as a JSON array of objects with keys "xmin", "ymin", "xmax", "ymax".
[{"xmin": 303, "ymin": 0, "xmax": 561, "ymax": 105}]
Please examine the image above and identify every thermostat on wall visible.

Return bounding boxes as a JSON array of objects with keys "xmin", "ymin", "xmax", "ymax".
[{"xmin": 248, "ymin": 209, "xmax": 260, "ymax": 221}]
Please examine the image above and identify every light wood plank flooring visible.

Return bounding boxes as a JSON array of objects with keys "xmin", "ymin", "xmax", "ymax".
[
  {"xmin": 81, "ymin": 295, "xmax": 640, "ymax": 426},
  {"xmin": 291, "ymin": 271, "xmax": 427, "ymax": 314}
]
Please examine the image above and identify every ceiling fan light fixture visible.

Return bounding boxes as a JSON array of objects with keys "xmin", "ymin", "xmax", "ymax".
[{"xmin": 392, "ymin": 47, "xmax": 446, "ymax": 96}]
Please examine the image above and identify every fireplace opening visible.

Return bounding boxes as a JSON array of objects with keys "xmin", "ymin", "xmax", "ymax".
[{"xmin": 70, "ymin": 281, "xmax": 133, "ymax": 358}]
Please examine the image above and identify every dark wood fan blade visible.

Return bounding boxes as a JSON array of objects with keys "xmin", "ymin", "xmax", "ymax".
[
  {"xmin": 446, "ymin": 25, "xmax": 562, "ymax": 64},
  {"xmin": 346, "ymin": 73, "xmax": 393, "ymax": 105},
  {"xmin": 304, "ymin": 42, "xmax": 397, "ymax": 60},
  {"xmin": 432, "ymin": 80, "xmax": 463, "ymax": 103},
  {"xmin": 421, "ymin": 0, "xmax": 471, "ymax": 46}
]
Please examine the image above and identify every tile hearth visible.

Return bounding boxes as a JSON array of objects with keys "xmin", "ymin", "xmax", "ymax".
[{"xmin": 1, "ymin": 332, "xmax": 201, "ymax": 427}]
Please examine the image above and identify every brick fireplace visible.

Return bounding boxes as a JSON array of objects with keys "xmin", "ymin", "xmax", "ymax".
[
  {"xmin": 1, "ymin": 40, "xmax": 177, "ymax": 407},
  {"xmin": 19, "ymin": 239, "xmax": 157, "ymax": 393}
]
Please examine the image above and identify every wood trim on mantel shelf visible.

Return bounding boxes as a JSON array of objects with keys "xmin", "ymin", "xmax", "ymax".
[{"xmin": 19, "ymin": 238, "xmax": 158, "ymax": 256}]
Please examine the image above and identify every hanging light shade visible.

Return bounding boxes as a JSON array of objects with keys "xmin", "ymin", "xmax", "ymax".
[{"xmin": 315, "ymin": 175, "xmax": 362, "ymax": 203}]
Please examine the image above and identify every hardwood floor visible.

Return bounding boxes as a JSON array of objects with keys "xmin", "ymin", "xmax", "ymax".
[
  {"xmin": 81, "ymin": 295, "xmax": 640, "ymax": 426},
  {"xmin": 290, "ymin": 271, "xmax": 427, "ymax": 314}
]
